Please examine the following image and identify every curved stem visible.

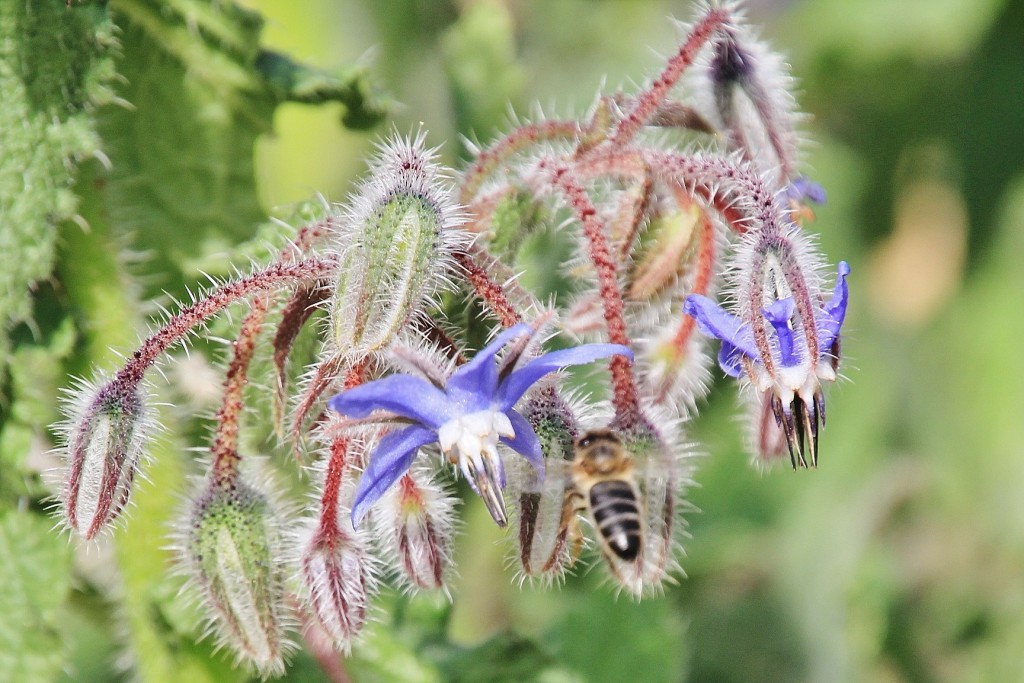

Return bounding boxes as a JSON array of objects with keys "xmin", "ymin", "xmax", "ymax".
[
  {"xmin": 319, "ymin": 361, "xmax": 369, "ymax": 534},
  {"xmin": 210, "ymin": 294, "xmax": 270, "ymax": 487},
  {"xmin": 460, "ymin": 120, "xmax": 579, "ymax": 203},
  {"xmin": 609, "ymin": 7, "xmax": 729, "ymax": 147},
  {"xmin": 550, "ymin": 165, "xmax": 641, "ymax": 424},
  {"xmin": 453, "ymin": 247, "xmax": 524, "ymax": 328},
  {"xmin": 643, "ymin": 150, "xmax": 783, "ymax": 236},
  {"xmin": 113, "ymin": 257, "xmax": 337, "ymax": 388}
]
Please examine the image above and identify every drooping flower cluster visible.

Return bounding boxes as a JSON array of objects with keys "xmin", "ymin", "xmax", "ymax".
[{"xmin": 52, "ymin": 2, "xmax": 850, "ymax": 675}]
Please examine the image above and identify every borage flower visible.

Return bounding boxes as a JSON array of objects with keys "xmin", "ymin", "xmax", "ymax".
[
  {"xmin": 328, "ymin": 323, "xmax": 632, "ymax": 527},
  {"xmin": 683, "ymin": 260, "xmax": 849, "ymax": 467}
]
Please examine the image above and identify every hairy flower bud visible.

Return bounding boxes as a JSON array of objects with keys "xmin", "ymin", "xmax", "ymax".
[
  {"xmin": 185, "ymin": 478, "xmax": 289, "ymax": 676},
  {"xmin": 510, "ymin": 388, "xmax": 583, "ymax": 583},
  {"xmin": 704, "ymin": 19, "xmax": 801, "ymax": 181},
  {"xmin": 627, "ymin": 201, "xmax": 702, "ymax": 301},
  {"xmin": 330, "ymin": 131, "xmax": 465, "ymax": 357},
  {"xmin": 298, "ymin": 512, "xmax": 375, "ymax": 652},
  {"xmin": 59, "ymin": 378, "xmax": 152, "ymax": 539},
  {"xmin": 373, "ymin": 466, "xmax": 455, "ymax": 592}
]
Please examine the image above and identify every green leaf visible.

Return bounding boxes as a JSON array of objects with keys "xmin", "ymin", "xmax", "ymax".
[
  {"xmin": 0, "ymin": 1, "xmax": 115, "ymax": 380},
  {"xmin": 93, "ymin": 16, "xmax": 272, "ymax": 299},
  {"xmin": 0, "ymin": 317, "xmax": 77, "ymax": 500},
  {"xmin": 0, "ymin": 511, "xmax": 74, "ymax": 682},
  {"xmin": 254, "ymin": 51, "xmax": 390, "ymax": 129}
]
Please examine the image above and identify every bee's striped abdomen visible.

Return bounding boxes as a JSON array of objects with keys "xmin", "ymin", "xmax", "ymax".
[{"xmin": 589, "ymin": 480, "xmax": 642, "ymax": 561}]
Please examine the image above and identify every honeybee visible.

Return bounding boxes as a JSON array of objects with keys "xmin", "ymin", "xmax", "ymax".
[{"xmin": 569, "ymin": 429, "xmax": 643, "ymax": 563}]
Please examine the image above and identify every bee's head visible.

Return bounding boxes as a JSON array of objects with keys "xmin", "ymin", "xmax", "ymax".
[{"xmin": 575, "ymin": 429, "xmax": 625, "ymax": 472}]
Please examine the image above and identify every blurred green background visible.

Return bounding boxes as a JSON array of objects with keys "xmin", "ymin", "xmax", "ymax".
[{"xmin": 3, "ymin": 0, "xmax": 1024, "ymax": 681}]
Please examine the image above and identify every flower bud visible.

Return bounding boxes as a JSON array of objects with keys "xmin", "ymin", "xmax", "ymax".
[
  {"xmin": 186, "ymin": 478, "xmax": 288, "ymax": 676},
  {"xmin": 510, "ymin": 388, "xmax": 583, "ymax": 583},
  {"xmin": 705, "ymin": 21, "xmax": 801, "ymax": 180},
  {"xmin": 373, "ymin": 467, "xmax": 455, "ymax": 592},
  {"xmin": 298, "ymin": 513, "xmax": 375, "ymax": 652},
  {"xmin": 330, "ymin": 132, "xmax": 465, "ymax": 357},
  {"xmin": 627, "ymin": 201, "xmax": 702, "ymax": 301},
  {"xmin": 59, "ymin": 378, "xmax": 152, "ymax": 539}
]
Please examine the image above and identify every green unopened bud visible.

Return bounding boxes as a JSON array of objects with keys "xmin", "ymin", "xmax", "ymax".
[
  {"xmin": 186, "ymin": 478, "xmax": 289, "ymax": 676},
  {"xmin": 331, "ymin": 132, "xmax": 464, "ymax": 357}
]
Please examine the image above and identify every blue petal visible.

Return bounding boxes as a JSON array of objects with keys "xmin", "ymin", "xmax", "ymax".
[
  {"xmin": 763, "ymin": 298, "xmax": 798, "ymax": 367},
  {"xmin": 683, "ymin": 295, "xmax": 758, "ymax": 360},
  {"xmin": 718, "ymin": 340, "xmax": 747, "ymax": 377},
  {"xmin": 446, "ymin": 323, "xmax": 532, "ymax": 411},
  {"xmin": 328, "ymin": 374, "xmax": 452, "ymax": 430},
  {"xmin": 786, "ymin": 176, "xmax": 826, "ymax": 205},
  {"xmin": 501, "ymin": 409, "xmax": 545, "ymax": 479},
  {"xmin": 351, "ymin": 425, "xmax": 438, "ymax": 526},
  {"xmin": 496, "ymin": 343, "xmax": 633, "ymax": 411},
  {"xmin": 817, "ymin": 261, "xmax": 850, "ymax": 354}
]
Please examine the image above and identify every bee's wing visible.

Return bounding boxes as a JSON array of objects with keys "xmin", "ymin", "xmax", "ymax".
[{"xmin": 599, "ymin": 435, "xmax": 688, "ymax": 597}]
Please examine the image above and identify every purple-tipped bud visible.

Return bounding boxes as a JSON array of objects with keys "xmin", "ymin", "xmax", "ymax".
[
  {"xmin": 298, "ymin": 516, "xmax": 375, "ymax": 652},
  {"xmin": 186, "ymin": 479, "xmax": 288, "ymax": 676},
  {"xmin": 373, "ymin": 468, "xmax": 454, "ymax": 592},
  {"xmin": 706, "ymin": 21, "xmax": 801, "ymax": 180},
  {"xmin": 60, "ymin": 379, "xmax": 151, "ymax": 539},
  {"xmin": 512, "ymin": 389, "xmax": 583, "ymax": 583},
  {"xmin": 330, "ymin": 131, "xmax": 465, "ymax": 357}
]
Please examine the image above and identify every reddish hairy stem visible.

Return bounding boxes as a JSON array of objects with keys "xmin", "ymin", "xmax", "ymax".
[
  {"xmin": 273, "ymin": 281, "xmax": 331, "ymax": 425},
  {"xmin": 291, "ymin": 353, "xmax": 347, "ymax": 453},
  {"xmin": 453, "ymin": 249, "xmax": 523, "ymax": 328},
  {"xmin": 460, "ymin": 120, "xmax": 579, "ymax": 203},
  {"xmin": 114, "ymin": 258, "xmax": 337, "ymax": 388},
  {"xmin": 644, "ymin": 150, "xmax": 783, "ymax": 236},
  {"xmin": 609, "ymin": 7, "xmax": 729, "ymax": 146},
  {"xmin": 319, "ymin": 361, "xmax": 368, "ymax": 534},
  {"xmin": 210, "ymin": 295, "xmax": 271, "ymax": 487},
  {"xmin": 207, "ymin": 220, "xmax": 337, "ymax": 485},
  {"xmin": 302, "ymin": 619, "xmax": 353, "ymax": 683},
  {"xmin": 551, "ymin": 166, "xmax": 641, "ymax": 423},
  {"xmin": 287, "ymin": 215, "xmax": 338, "ymax": 258},
  {"xmin": 575, "ymin": 147, "xmax": 753, "ymax": 236}
]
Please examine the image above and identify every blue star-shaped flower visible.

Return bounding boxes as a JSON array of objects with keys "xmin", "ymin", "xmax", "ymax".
[
  {"xmin": 683, "ymin": 261, "xmax": 849, "ymax": 467},
  {"xmin": 328, "ymin": 323, "xmax": 632, "ymax": 526}
]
